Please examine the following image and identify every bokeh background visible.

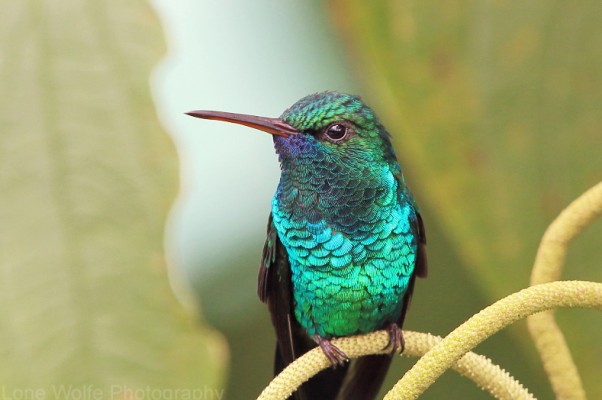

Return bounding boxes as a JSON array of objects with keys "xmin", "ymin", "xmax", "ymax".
[{"xmin": 2, "ymin": 1, "xmax": 601, "ymax": 399}]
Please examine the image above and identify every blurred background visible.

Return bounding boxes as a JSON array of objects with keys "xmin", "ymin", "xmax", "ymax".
[{"xmin": 1, "ymin": 1, "xmax": 601, "ymax": 399}]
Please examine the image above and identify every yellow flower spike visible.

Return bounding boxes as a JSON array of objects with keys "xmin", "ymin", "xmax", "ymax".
[
  {"xmin": 257, "ymin": 330, "xmax": 535, "ymax": 400},
  {"xmin": 528, "ymin": 181, "xmax": 602, "ymax": 400},
  {"xmin": 384, "ymin": 281, "xmax": 602, "ymax": 400},
  {"xmin": 399, "ymin": 332, "xmax": 535, "ymax": 400}
]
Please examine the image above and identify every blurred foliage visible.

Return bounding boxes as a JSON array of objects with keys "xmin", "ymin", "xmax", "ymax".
[
  {"xmin": 327, "ymin": 0, "xmax": 602, "ymax": 398},
  {"xmin": 0, "ymin": 0, "xmax": 224, "ymax": 394}
]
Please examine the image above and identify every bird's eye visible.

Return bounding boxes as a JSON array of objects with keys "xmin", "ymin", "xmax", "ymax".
[{"xmin": 324, "ymin": 123, "xmax": 348, "ymax": 141}]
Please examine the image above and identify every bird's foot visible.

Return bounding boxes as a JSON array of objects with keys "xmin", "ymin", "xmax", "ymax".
[
  {"xmin": 315, "ymin": 335, "xmax": 349, "ymax": 367},
  {"xmin": 384, "ymin": 323, "xmax": 405, "ymax": 354}
]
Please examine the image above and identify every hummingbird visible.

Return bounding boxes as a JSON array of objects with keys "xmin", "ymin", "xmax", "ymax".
[{"xmin": 187, "ymin": 91, "xmax": 427, "ymax": 400}]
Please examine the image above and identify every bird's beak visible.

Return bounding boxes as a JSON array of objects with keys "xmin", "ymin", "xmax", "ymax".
[{"xmin": 185, "ymin": 110, "xmax": 298, "ymax": 138}]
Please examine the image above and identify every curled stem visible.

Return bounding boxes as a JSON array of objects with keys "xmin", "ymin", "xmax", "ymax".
[
  {"xmin": 257, "ymin": 330, "xmax": 535, "ymax": 400},
  {"xmin": 384, "ymin": 281, "xmax": 602, "ymax": 399},
  {"xmin": 527, "ymin": 181, "xmax": 602, "ymax": 400}
]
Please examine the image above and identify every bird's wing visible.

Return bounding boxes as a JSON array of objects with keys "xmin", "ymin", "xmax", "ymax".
[
  {"xmin": 258, "ymin": 214, "xmax": 297, "ymax": 367},
  {"xmin": 258, "ymin": 214, "xmax": 349, "ymax": 400},
  {"xmin": 414, "ymin": 210, "xmax": 428, "ymax": 278},
  {"xmin": 391, "ymin": 178, "xmax": 428, "ymax": 341}
]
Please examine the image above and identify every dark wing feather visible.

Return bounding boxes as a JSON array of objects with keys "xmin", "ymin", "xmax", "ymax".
[
  {"xmin": 259, "ymin": 214, "xmax": 297, "ymax": 366},
  {"xmin": 415, "ymin": 211, "xmax": 428, "ymax": 278},
  {"xmin": 259, "ymin": 214, "xmax": 349, "ymax": 400},
  {"xmin": 395, "ymin": 206, "xmax": 427, "ymax": 331},
  {"xmin": 395, "ymin": 208, "xmax": 427, "ymax": 328}
]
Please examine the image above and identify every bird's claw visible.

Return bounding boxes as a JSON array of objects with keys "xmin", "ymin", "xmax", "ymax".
[
  {"xmin": 316, "ymin": 335, "xmax": 349, "ymax": 367},
  {"xmin": 384, "ymin": 323, "xmax": 405, "ymax": 354}
]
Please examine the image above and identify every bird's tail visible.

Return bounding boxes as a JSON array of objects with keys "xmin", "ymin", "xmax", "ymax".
[{"xmin": 335, "ymin": 354, "xmax": 393, "ymax": 400}]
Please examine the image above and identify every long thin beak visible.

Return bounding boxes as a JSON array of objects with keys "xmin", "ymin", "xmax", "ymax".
[{"xmin": 185, "ymin": 110, "xmax": 298, "ymax": 138}]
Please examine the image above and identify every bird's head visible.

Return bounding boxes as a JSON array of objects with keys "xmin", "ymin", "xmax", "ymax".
[{"xmin": 186, "ymin": 91, "xmax": 398, "ymax": 170}]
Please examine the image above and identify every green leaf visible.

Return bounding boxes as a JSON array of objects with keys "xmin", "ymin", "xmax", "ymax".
[
  {"xmin": 328, "ymin": 0, "xmax": 602, "ymax": 397},
  {"xmin": 0, "ymin": 0, "xmax": 225, "ymax": 394}
]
